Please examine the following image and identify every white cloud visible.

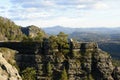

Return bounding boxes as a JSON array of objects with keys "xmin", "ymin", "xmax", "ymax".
[
  {"xmin": 93, "ymin": 1, "xmax": 109, "ymax": 9},
  {"xmin": 14, "ymin": 17, "xmax": 79, "ymax": 27},
  {"xmin": 77, "ymin": 5, "xmax": 88, "ymax": 9},
  {"xmin": 25, "ymin": 8, "xmax": 37, "ymax": 12},
  {"xmin": 41, "ymin": 0, "xmax": 56, "ymax": 6},
  {"xmin": 3, "ymin": 0, "xmax": 119, "ymax": 28},
  {"xmin": 14, "ymin": 14, "xmax": 120, "ymax": 28}
]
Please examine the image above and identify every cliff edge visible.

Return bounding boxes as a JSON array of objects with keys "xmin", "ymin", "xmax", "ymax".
[{"xmin": 0, "ymin": 52, "xmax": 22, "ymax": 80}]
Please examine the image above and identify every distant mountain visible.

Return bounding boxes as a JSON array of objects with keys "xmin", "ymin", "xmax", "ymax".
[
  {"xmin": 43, "ymin": 26, "xmax": 120, "ymax": 42},
  {"xmin": 69, "ymin": 32, "xmax": 111, "ymax": 42},
  {"xmin": 43, "ymin": 26, "xmax": 120, "ymax": 35},
  {"xmin": 43, "ymin": 26, "xmax": 76, "ymax": 34}
]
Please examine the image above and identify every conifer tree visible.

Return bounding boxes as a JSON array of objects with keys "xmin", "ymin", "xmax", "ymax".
[
  {"xmin": 47, "ymin": 62, "xmax": 52, "ymax": 77},
  {"xmin": 59, "ymin": 67, "xmax": 68, "ymax": 80}
]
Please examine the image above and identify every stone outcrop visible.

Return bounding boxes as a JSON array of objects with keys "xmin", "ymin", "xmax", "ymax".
[
  {"xmin": 21, "ymin": 25, "xmax": 46, "ymax": 38},
  {"xmin": 112, "ymin": 67, "xmax": 120, "ymax": 80},
  {"xmin": 0, "ymin": 42, "xmax": 120, "ymax": 80},
  {"xmin": 0, "ymin": 16, "xmax": 47, "ymax": 41},
  {"xmin": 0, "ymin": 52, "xmax": 22, "ymax": 80},
  {"xmin": 92, "ymin": 49, "xmax": 114, "ymax": 80}
]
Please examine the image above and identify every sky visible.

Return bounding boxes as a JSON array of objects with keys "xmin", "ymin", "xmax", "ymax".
[{"xmin": 0, "ymin": 0, "xmax": 120, "ymax": 28}]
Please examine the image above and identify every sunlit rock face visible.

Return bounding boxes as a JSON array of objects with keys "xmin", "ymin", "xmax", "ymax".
[{"xmin": 0, "ymin": 52, "xmax": 22, "ymax": 80}]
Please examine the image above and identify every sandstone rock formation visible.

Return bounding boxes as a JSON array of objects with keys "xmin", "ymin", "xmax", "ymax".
[
  {"xmin": 112, "ymin": 67, "xmax": 120, "ymax": 80},
  {"xmin": 21, "ymin": 25, "xmax": 46, "ymax": 38},
  {"xmin": 0, "ymin": 42, "xmax": 120, "ymax": 80},
  {"xmin": 0, "ymin": 52, "xmax": 22, "ymax": 80}
]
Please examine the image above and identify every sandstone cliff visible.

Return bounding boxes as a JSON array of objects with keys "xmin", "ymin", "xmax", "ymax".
[
  {"xmin": 0, "ymin": 42, "xmax": 118, "ymax": 80},
  {"xmin": 0, "ymin": 40, "xmax": 120, "ymax": 80},
  {"xmin": 0, "ymin": 52, "xmax": 22, "ymax": 80}
]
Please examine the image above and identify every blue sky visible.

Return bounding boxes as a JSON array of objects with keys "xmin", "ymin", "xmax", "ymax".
[{"xmin": 0, "ymin": 0, "xmax": 120, "ymax": 28}]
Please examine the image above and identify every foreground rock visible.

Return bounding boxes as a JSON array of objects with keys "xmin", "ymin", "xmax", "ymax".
[{"xmin": 0, "ymin": 52, "xmax": 22, "ymax": 80}]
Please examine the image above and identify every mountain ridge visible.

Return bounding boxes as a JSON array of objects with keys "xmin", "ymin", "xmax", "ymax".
[{"xmin": 43, "ymin": 26, "xmax": 120, "ymax": 35}]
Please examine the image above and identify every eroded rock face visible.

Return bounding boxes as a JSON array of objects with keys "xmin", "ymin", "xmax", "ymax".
[
  {"xmin": 92, "ymin": 50, "xmax": 114, "ymax": 80},
  {"xmin": 0, "ymin": 42, "xmax": 120, "ymax": 80},
  {"xmin": 112, "ymin": 67, "xmax": 120, "ymax": 80},
  {"xmin": 68, "ymin": 42, "xmax": 115, "ymax": 80},
  {"xmin": 15, "ymin": 42, "xmax": 118, "ymax": 80},
  {"xmin": 0, "ymin": 52, "xmax": 22, "ymax": 80},
  {"xmin": 21, "ymin": 25, "xmax": 46, "ymax": 38}
]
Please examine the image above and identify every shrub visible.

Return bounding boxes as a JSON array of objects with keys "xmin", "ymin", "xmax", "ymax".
[
  {"xmin": 21, "ymin": 67, "xmax": 36, "ymax": 80},
  {"xmin": 59, "ymin": 67, "xmax": 68, "ymax": 80}
]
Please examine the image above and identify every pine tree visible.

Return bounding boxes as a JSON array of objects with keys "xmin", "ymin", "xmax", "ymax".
[
  {"xmin": 47, "ymin": 62, "xmax": 52, "ymax": 77},
  {"xmin": 59, "ymin": 67, "xmax": 68, "ymax": 80},
  {"xmin": 21, "ymin": 67, "xmax": 36, "ymax": 80}
]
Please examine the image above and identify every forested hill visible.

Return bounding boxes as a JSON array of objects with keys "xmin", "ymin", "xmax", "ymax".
[
  {"xmin": 0, "ymin": 16, "xmax": 46, "ymax": 41},
  {"xmin": 0, "ymin": 16, "xmax": 24, "ymax": 41}
]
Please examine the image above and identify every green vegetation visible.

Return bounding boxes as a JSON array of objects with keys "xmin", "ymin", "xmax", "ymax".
[
  {"xmin": 69, "ymin": 31, "xmax": 120, "ymax": 59},
  {"xmin": 48, "ymin": 32, "xmax": 69, "ymax": 55},
  {"xmin": 0, "ymin": 48, "xmax": 19, "ymax": 70},
  {"xmin": 57, "ymin": 32, "xmax": 69, "ymax": 50},
  {"xmin": 49, "ymin": 35, "xmax": 58, "ymax": 49},
  {"xmin": 88, "ymin": 74, "xmax": 94, "ymax": 80},
  {"xmin": 46, "ymin": 62, "xmax": 52, "ymax": 77},
  {"xmin": 21, "ymin": 67, "xmax": 36, "ymax": 80},
  {"xmin": 59, "ymin": 68, "xmax": 68, "ymax": 80},
  {"xmin": 84, "ymin": 74, "xmax": 94, "ymax": 80},
  {"xmin": 0, "ymin": 16, "xmax": 26, "ymax": 41},
  {"xmin": 62, "ymin": 49, "xmax": 69, "ymax": 55},
  {"xmin": 22, "ymin": 36, "xmax": 34, "ymax": 42},
  {"xmin": 23, "ymin": 25, "xmax": 46, "ymax": 42},
  {"xmin": 0, "ymin": 16, "xmax": 46, "ymax": 42},
  {"xmin": 112, "ymin": 59, "xmax": 120, "ymax": 67},
  {"xmin": 34, "ymin": 32, "xmax": 45, "ymax": 41},
  {"xmin": 0, "ymin": 16, "xmax": 120, "ymax": 80}
]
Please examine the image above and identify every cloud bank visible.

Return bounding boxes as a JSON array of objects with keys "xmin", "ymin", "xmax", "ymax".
[{"xmin": 0, "ymin": 0, "xmax": 120, "ymax": 28}]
